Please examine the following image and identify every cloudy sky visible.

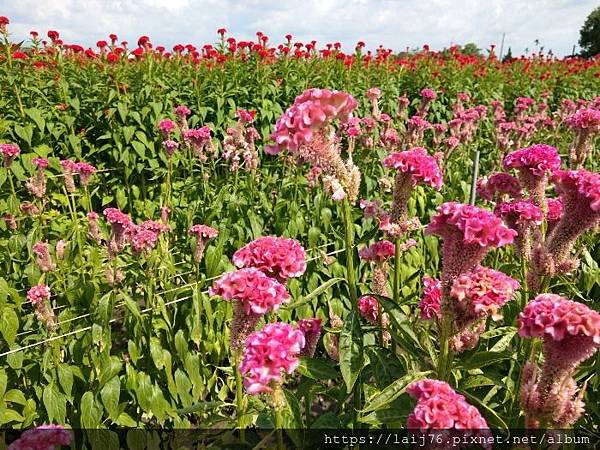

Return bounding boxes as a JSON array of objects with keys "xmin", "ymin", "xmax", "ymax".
[{"xmin": 2, "ymin": 0, "xmax": 596, "ymax": 56}]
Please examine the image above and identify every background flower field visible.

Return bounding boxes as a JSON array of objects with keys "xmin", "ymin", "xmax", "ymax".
[{"xmin": 1, "ymin": 22, "xmax": 600, "ymax": 448}]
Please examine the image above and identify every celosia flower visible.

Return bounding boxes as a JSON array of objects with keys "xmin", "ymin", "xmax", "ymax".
[
  {"xmin": 476, "ymin": 172, "xmax": 522, "ymax": 202},
  {"xmin": 8, "ymin": 424, "xmax": 72, "ymax": 450},
  {"xmin": 3, "ymin": 214, "xmax": 17, "ymax": 230},
  {"xmin": 183, "ymin": 127, "xmax": 214, "ymax": 161},
  {"xmin": 503, "ymin": 144, "xmax": 561, "ymax": 206},
  {"xmin": 32, "ymin": 241, "xmax": 56, "ymax": 272},
  {"xmin": 130, "ymin": 227, "xmax": 159, "ymax": 255},
  {"xmin": 382, "ymin": 147, "xmax": 443, "ymax": 235},
  {"xmin": 420, "ymin": 88, "xmax": 436, "ymax": 101},
  {"xmin": 297, "ymin": 318, "xmax": 322, "ymax": 357},
  {"xmin": 27, "ymin": 284, "xmax": 51, "ymax": 304},
  {"xmin": 358, "ymin": 295, "xmax": 380, "ymax": 324},
  {"xmin": 546, "ymin": 198, "xmax": 563, "ymax": 234},
  {"xmin": 0, "ymin": 143, "xmax": 20, "ymax": 167},
  {"xmin": 26, "ymin": 284, "xmax": 57, "ymax": 332},
  {"xmin": 358, "ymin": 240, "xmax": 395, "ymax": 263},
  {"xmin": 425, "ymin": 202, "xmax": 516, "ymax": 291},
  {"xmin": 518, "ymin": 294, "xmax": 600, "ymax": 427},
  {"xmin": 210, "ymin": 268, "xmax": 290, "ymax": 349},
  {"xmin": 359, "ymin": 199, "xmax": 385, "ymax": 220},
  {"xmin": 529, "ymin": 169, "xmax": 600, "ymax": 287},
  {"xmin": 240, "ymin": 322, "xmax": 305, "ymax": 394},
  {"xmin": 188, "ymin": 224, "xmax": 218, "ymax": 263},
  {"xmin": 20, "ymin": 202, "xmax": 39, "ymax": 216},
  {"xmin": 103, "ymin": 207, "xmax": 133, "ymax": 257},
  {"xmin": 162, "ymin": 139, "xmax": 179, "ymax": 157},
  {"xmin": 158, "ymin": 118, "xmax": 176, "ymax": 137},
  {"xmin": 59, "ymin": 159, "xmax": 78, "ymax": 193},
  {"xmin": 565, "ymin": 108, "xmax": 600, "ymax": 167},
  {"xmin": 32, "ymin": 157, "xmax": 49, "ymax": 169},
  {"xmin": 26, "ymin": 159, "xmax": 48, "ymax": 198},
  {"xmin": 419, "ymin": 276, "xmax": 442, "ymax": 320},
  {"xmin": 266, "ymin": 88, "xmax": 357, "ymax": 154},
  {"xmin": 406, "ymin": 379, "xmax": 490, "ymax": 448},
  {"xmin": 86, "ymin": 212, "xmax": 102, "ymax": 244},
  {"xmin": 56, "ymin": 240, "xmax": 67, "ymax": 260},
  {"xmin": 232, "ymin": 236, "xmax": 306, "ymax": 283},
  {"xmin": 75, "ymin": 162, "xmax": 96, "ymax": 185},
  {"xmin": 495, "ymin": 199, "xmax": 543, "ymax": 260}
]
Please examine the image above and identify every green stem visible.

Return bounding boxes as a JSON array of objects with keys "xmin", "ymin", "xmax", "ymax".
[
  {"xmin": 469, "ymin": 149, "xmax": 481, "ymax": 205},
  {"xmin": 437, "ymin": 312, "xmax": 453, "ymax": 381},
  {"xmin": 393, "ymin": 238, "xmax": 402, "ymax": 304},
  {"xmin": 234, "ymin": 350, "xmax": 246, "ymax": 440}
]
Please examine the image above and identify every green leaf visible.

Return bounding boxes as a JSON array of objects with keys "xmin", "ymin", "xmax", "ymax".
[
  {"xmin": 461, "ymin": 390, "xmax": 509, "ymax": 430},
  {"xmin": 284, "ymin": 277, "xmax": 344, "ymax": 309},
  {"xmin": 459, "ymin": 351, "xmax": 513, "ymax": 370},
  {"xmin": 101, "ymin": 377, "xmax": 121, "ymax": 420},
  {"xmin": 81, "ymin": 391, "xmax": 103, "ymax": 428},
  {"xmin": 339, "ymin": 312, "xmax": 363, "ymax": 393},
  {"xmin": 0, "ymin": 369, "xmax": 7, "ymax": 398},
  {"xmin": 57, "ymin": 364, "xmax": 74, "ymax": 397},
  {"xmin": 25, "ymin": 108, "xmax": 45, "ymax": 133},
  {"xmin": 43, "ymin": 384, "xmax": 66, "ymax": 423},
  {"xmin": 4, "ymin": 389, "xmax": 27, "ymax": 405},
  {"xmin": 361, "ymin": 371, "xmax": 431, "ymax": 413},
  {"xmin": 297, "ymin": 358, "xmax": 338, "ymax": 380},
  {"xmin": 0, "ymin": 307, "xmax": 19, "ymax": 346}
]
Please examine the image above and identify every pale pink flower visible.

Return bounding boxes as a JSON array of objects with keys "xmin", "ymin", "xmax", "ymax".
[
  {"xmin": 55, "ymin": 240, "xmax": 67, "ymax": 260},
  {"xmin": 495, "ymin": 199, "xmax": 543, "ymax": 259},
  {"xmin": 518, "ymin": 294, "xmax": 600, "ymax": 427},
  {"xmin": 359, "ymin": 199, "xmax": 385, "ymax": 220},
  {"xmin": 232, "ymin": 236, "xmax": 306, "ymax": 283},
  {"xmin": 60, "ymin": 159, "xmax": 78, "ymax": 193},
  {"xmin": 240, "ymin": 322, "xmax": 305, "ymax": 394},
  {"xmin": 27, "ymin": 284, "xmax": 51, "ymax": 304},
  {"xmin": 103, "ymin": 207, "xmax": 133, "ymax": 257},
  {"xmin": 32, "ymin": 241, "xmax": 56, "ymax": 272},
  {"xmin": 358, "ymin": 240, "xmax": 395, "ymax": 263},
  {"xmin": 3, "ymin": 214, "xmax": 17, "ymax": 230},
  {"xmin": 20, "ymin": 202, "xmax": 39, "ymax": 216},
  {"xmin": 27, "ymin": 284, "xmax": 56, "ymax": 331},
  {"xmin": 162, "ymin": 139, "xmax": 179, "ymax": 157},
  {"xmin": 86, "ymin": 212, "xmax": 102, "ymax": 244}
]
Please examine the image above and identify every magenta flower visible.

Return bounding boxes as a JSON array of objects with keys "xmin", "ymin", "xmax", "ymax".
[
  {"xmin": 495, "ymin": 199, "xmax": 543, "ymax": 260},
  {"xmin": 546, "ymin": 198, "xmax": 563, "ymax": 234},
  {"xmin": 406, "ymin": 379, "xmax": 490, "ymax": 447},
  {"xmin": 183, "ymin": 126, "xmax": 214, "ymax": 160},
  {"xmin": 359, "ymin": 198, "xmax": 385, "ymax": 220},
  {"xmin": 75, "ymin": 162, "xmax": 96, "ymax": 185},
  {"xmin": 419, "ymin": 276, "xmax": 442, "ymax": 320},
  {"xmin": 26, "ymin": 285, "xmax": 57, "ymax": 332},
  {"xmin": 420, "ymin": 88, "xmax": 436, "ymax": 101},
  {"xmin": 266, "ymin": 88, "xmax": 357, "ymax": 154},
  {"xmin": 158, "ymin": 118, "xmax": 176, "ymax": 137},
  {"xmin": 358, "ymin": 240, "xmax": 395, "ymax": 263},
  {"xmin": 476, "ymin": 172, "xmax": 523, "ymax": 202},
  {"xmin": 358, "ymin": 295, "xmax": 380, "ymax": 324},
  {"xmin": 32, "ymin": 157, "xmax": 49, "ymax": 169},
  {"xmin": 130, "ymin": 227, "xmax": 159, "ymax": 255},
  {"xmin": 27, "ymin": 284, "xmax": 51, "ymax": 304},
  {"xmin": 565, "ymin": 108, "xmax": 600, "ymax": 167},
  {"xmin": 232, "ymin": 236, "xmax": 306, "ymax": 283},
  {"xmin": 0, "ymin": 143, "xmax": 20, "ymax": 167},
  {"xmin": 240, "ymin": 322, "xmax": 305, "ymax": 394},
  {"xmin": 518, "ymin": 294, "xmax": 600, "ymax": 427},
  {"xmin": 162, "ymin": 139, "xmax": 179, "ymax": 157},
  {"xmin": 103, "ymin": 207, "xmax": 133, "ymax": 257},
  {"xmin": 210, "ymin": 268, "xmax": 290, "ymax": 349},
  {"xmin": 188, "ymin": 224, "xmax": 218, "ymax": 263},
  {"xmin": 503, "ymin": 144, "xmax": 561, "ymax": 206},
  {"xmin": 425, "ymin": 202, "xmax": 516, "ymax": 291},
  {"xmin": 8, "ymin": 424, "xmax": 72, "ymax": 450},
  {"xmin": 297, "ymin": 318, "xmax": 322, "ymax": 357},
  {"xmin": 174, "ymin": 105, "xmax": 191, "ymax": 117}
]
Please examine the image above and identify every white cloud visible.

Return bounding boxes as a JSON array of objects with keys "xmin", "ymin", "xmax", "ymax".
[{"xmin": 2, "ymin": 0, "xmax": 596, "ymax": 55}]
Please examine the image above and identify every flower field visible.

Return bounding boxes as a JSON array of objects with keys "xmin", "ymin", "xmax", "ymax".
[{"xmin": 1, "ymin": 18, "xmax": 600, "ymax": 448}]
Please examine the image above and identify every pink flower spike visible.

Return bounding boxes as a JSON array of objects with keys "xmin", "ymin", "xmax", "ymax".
[
  {"xmin": 419, "ymin": 276, "xmax": 442, "ymax": 320},
  {"xmin": 359, "ymin": 240, "xmax": 395, "ymax": 263},
  {"xmin": 27, "ymin": 284, "xmax": 51, "ymax": 304},
  {"xmin": 382, "ymin": 147, "xmax": 443, "ymax": 190}
]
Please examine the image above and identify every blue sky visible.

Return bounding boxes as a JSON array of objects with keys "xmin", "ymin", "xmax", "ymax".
[{"xmin": 1, "ymin": 0, "xmax": 597, "ymax": 56}]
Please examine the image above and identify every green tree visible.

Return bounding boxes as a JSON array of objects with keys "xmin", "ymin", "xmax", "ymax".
[{"xmin": 579, "ymin": 6, "xmax": 600, "ymax": 57}]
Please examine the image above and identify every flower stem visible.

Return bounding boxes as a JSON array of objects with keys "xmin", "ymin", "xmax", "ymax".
[
  {"xmin": 393, "ymin": 238, "xmax": 402, "ymax": 303},
  {"xmin": 469, "ymin": 149, "xmax": 481, "ymax": 205},
  {"xmin": 234, "ymin": 350, "xmax": 246, "ymax": 441},
  {"xmin": 437, "ymin": 312, "xmax": 453, "ymax": 381}
]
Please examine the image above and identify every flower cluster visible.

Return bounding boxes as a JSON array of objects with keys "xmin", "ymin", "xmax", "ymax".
[
  {"xmin": 59, "ymin": 160, "xmax": 97, "ymax": 192},
  {"xmin": 0, "ymin": 143, "xmax": 20, "ymax": 167},
  {"xmin": 27, "ymin": 284, "xmax": 57, "ymax": 331},
  {"xmin": 232, "ymin": 236, "xmax": 307, "ymax": 283},
  {"xmin": 565, "ymin": 108, "xmax": 600, "ymax": 167},
  {"xmin": 32, "ymin": 241, "xmax": 56, "ymax": 272},
  {"xmin": 183, "ymin": 126, "xmax": 215, "ymax": 161},
  {"xmin": 266, "ymin": 88, "xmax": 357, "ymax": 154},
  {"xmin": 8, "ymin": 424, "xmax": 72, "ymax": 450},
  {"xmin": 358, "ymin": 240, "xmax": 395, "ymax": 263},
  {"xmin": 476, "ymin": 172, "xmax": 522, "ymax": 202},
  {"xmin": 188, "ymin": 224, "xmax": 219, "ymax": 263},
  {"xmin": 222, "ymin": 109, "xmax": 261, "ymax": 171},
  {"xmin": 518, "ymin": 294, "xmax": 600, "ymax": 427},
  {"xmin": 358, "ymin": 295, "xmax": 380, "ymax": 324},
  {"xmin": 495, "ymin": 199, "xmax": 543, "ymax": 259},
  {"xmin": 406, "ymin": 379, "xmax": 490, "ymax": 448},
  {"xmin": 418, "ymin": 277, "xmax": 442, "ymax": 320},
  {"xmin": 239, "ymin": 322, "xmax": 305, "ymax": 394}
]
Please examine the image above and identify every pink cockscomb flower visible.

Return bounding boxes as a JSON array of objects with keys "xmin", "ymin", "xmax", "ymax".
[
  {"xmin": 420, "ymin": 88, "xmax": 436, "ymax": 101},
  {"xmin": 529, "ymin": 169, "xmax": 600, "ymax": 288},
  {"xmin": 518, "ymin": 294, "xmax": 600, "ymax": 427},
  {"xmin": 358, "ymin": 295, "xmax": 380, "ymax": 325},
  {"xmin": 406, "ymin": 379, "xmax": 490, "ymax": 449},
  {"xmin": 565, "ymin": 108, "xmax": 600, "ymax": 167},
  {"xmin": 266, "ymin": 88, "xmax": 357, "ymax": 155},
  {"xmin": 476, "ymin": 172, "xmax": 523, "ymax": 202},
  {"xmin": 32, "ymin": 157, "xmax": 49, "ymax": 169},
  {"xmin": 174, "ymin": 105, "xmax": 191, "ymax": 117},
  {"xmin": 8, "ymin": 424, "xmax": 72, "ymax": 450},
  {"xmin": 425, "ymin": 202, "xmax": 516, "ymax": 291},
  {"xmin": 495, "ymin": 199, "xmax": 543, "ymax": 260},
  {"xmin": 75, "ymin": 162, "xmax": 96, "ymax": 185},
  {"xmin": 130, "ymin": 227, "xmax": 159, "ymax": 255},
  {"xmin": 188, "ymin": 224, "xmax": 218, "ymax": 263},
  {"xmin": 26, "ymin": 158, "xmax": 49, "ymax": 198},
  {"xmin": 419, "ymin": 276, "xmax": 442, "ymax": 320},
  {"xmin": 59, "ymin": 159, "xmax": 78, "ymax": 193},
  {"xmin": 32, "ymin": 241, "xmax": 56, "ymax": 272},
  {"xmin": 232, "ymin": 236, "xmax": 306, "ymax": 283},
  {"xmin": 358, "ymin": 240, "xmax": 395, "ymax": 263},
  {"xmin": 297, "ymin": 318, "xmax": 322, "ymax": 357},
  {"xmin": 367, "ymin": 87, "xmax": 382, "ymax": 119},
  {"xmin": 162, "ymin": 139, "xmax": 179, "ymax": 157},
  {"xmin": 183, "ymin": 127, "xmax": 214, "ymax": 161},
  {"xmin": 1, "ymin": 143, "xmax": 20, "ymax": 167},
  {"xmin": 382, "ymin": 147, "xmax": 443, "ymax": 236},
  {"xmin": 26, "ymin": 285, "xmax": 57, "ymax": 332},
  {"xmin": 546, "ymin": 198, "xmax": 563, "ymax": 234},
  {"xmin": 158, "ymin": 118, "xmax": 176, "ymax": 137},
  {"xmin": 86, "ymin": 211, "xmax": 102, "ymax": 244},
  {"xmin": 449, "ymin": 266, "xmax": 519, "ymax": 352},
  {"xmin": 210, "ymin": 268, "xmax": 290, "ymax": 349},
  {"xmin": 103, "ymin": 207, "xmax": 133, "ymax": 257},
  {"xmin": 503, "ymin": 144, "xmax": 561, "ymax": 206},
  {"xmin": 240, "ymin": 322, "xmax": 305, "ymax": 394}
]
